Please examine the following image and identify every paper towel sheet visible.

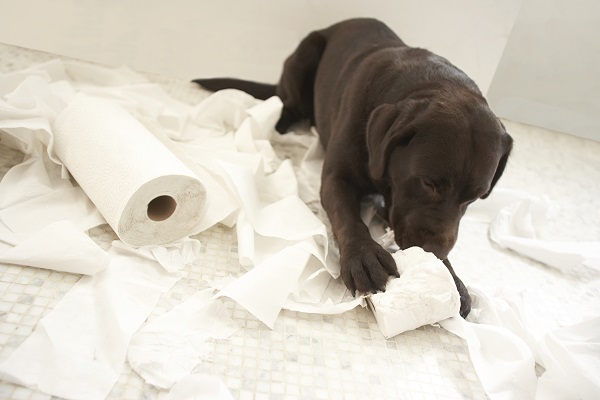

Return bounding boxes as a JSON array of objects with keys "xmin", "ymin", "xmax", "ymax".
[
  {"xmin": 111, "ymin": 237, "xmax": 202, "ymax": 273},
  {"xmin": 535, "ymin": 317, "xmax": 600, "ymax": 400},
  {"xmin": 441, "ymin": 286, "xmax": 600, "ymax": 400},
  {"xmin": 0, "ymin": 156, "xmax": 70, "ymax": 210},
  {"xmin": 440, "ymin": 315, "xmax": 538, "ymax": 400},
  {"xmin": 1, "ymin": 186, "xmax": 105, "ymax": 235},
  {"xmin": 467, "ymin": 188, "xmax": 600, "ymax": 271},
  {"xmin": 0, "ymin": 154, "xmax": 107, "ymax": 275},
  {"xmin": 128, "ymin": 288, "xmax": 240, "ymax": 389},
  {"xmin": 0, "ymin": 220, "xmax": 109, "ymax": 275},
  {"xmin": 0, "ymin": 245, "xmax": 181, "ymax": 400}
]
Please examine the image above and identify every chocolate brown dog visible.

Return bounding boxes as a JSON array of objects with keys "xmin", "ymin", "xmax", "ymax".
[{"xmin": 194, "ymin": 18, "xmax": 513, "ymax": 317}]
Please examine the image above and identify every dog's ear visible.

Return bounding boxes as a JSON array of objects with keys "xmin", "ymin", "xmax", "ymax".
[
  {"xmin": 366, "ymin": 100, "xmax": 429, "ymax": 181},
  {"xmin": 481, "ymin": 130, "xmax": 513, "ymax": 199}
]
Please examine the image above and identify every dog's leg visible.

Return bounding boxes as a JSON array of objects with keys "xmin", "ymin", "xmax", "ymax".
[
  {"xmin": 275, "ymin": 31, "xmax": 326, "ymax": 133},
  {"xmin": 321, "ymin": 172, "xmax": 400, "ymax": 296},
  {"xmin": 442, "ymin": 259, "xmax": 471, "ymax": 318}
]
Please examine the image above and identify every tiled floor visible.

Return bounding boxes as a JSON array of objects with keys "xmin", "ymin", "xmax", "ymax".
[{"xmin": 1, "ymin": 43, "xmax": 599, "ymax": 400}]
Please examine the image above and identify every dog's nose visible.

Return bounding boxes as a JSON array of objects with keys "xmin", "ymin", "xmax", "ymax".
[{"xmin": 422, "ymin": 242, "xmax": 450, "ymax": 260}]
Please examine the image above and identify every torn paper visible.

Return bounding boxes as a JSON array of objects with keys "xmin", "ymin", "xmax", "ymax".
[
  {"xmin": 0, "ymin": 220, "xmax": 109, "ymax": 275},
  {"xmin": 0, "ymin": 245, "xmax": 181, "ymax": 400},
  {"xmin": 369, "ymin": 247, "xmax": 460, "ymax": 338},
  {"xmin": 468, "ymin": 188, "xmax": 600, "ymax": 272},
  {"xmin": 111, "ymin": 237, "xmax": 202, "ymax": 273},
  {"xmin": 440, "ymin": 315, "xmax": 537, "ymax": 400},
  {"xmin": 535, "ymin": 317, "xmax": 600, "ymax": 400},
  {"xmin": 458, "ymin": 286, "xmax": 600, "ymax": 400},
  {"xmin": 128, "ymin": 288, "xmax": 239, "ymax": 389}
]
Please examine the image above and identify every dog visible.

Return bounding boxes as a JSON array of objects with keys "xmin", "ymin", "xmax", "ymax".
[{"xmin": 194, "ymin": 18, "xmax": 513, "ymax": 318}]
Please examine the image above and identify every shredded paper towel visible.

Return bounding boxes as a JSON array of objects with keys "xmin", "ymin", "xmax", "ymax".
[
  {"xmin": 0, "ymin": 59, "xmax": 599, "ymax": 400},
  {"xmin": 369, "ymin": 247, "xmax": 461, "ymax": 339}
]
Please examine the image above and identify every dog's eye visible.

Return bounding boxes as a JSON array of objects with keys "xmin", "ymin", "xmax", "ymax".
[{"xmin": 421, "ymin": 179, "xmax": 437, "ymax": 195}]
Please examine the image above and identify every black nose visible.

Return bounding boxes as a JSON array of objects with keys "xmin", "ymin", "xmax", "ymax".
[{"xmin": 422, "ymin": 242, "xmax": 450, "ymax": 260}]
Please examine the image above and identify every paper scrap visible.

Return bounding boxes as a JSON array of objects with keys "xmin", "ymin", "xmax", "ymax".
[
  {"xmin": 111, "ymin": 237, "xmax": 202, "ymax": 273},
  {"xmin": 440, "ymin": 315, "xmax": 537, "ymax": 400},
  {"xmin": 0, "ymin": 220, "xmax": 109, "ymax": 275},
  {"xmin": 0, "ymin": 186, "xmax": 106, "ymax": 234},
  {"xmin": 0, "ymin": 245, "xmax": 181, "ymax": 400},
  {"xmin": 217, "ymin": 241, "xmax": 316, "ymax": 329},
  {"xmin": 369, "ymin": 247, "xmax": 460, "ymax": 338},
  {"xmin": 444, "ymin": 286, "xmax": 600, "ymax": 400},
  {"xmin": 535, "ymin": 317, "xmax": 600, "ymax": 400},
  {"xmin": 128, "ymin": 288, "xmax": 240, "ymax": 389},
  {"xmin": 468, "ymin": 188, "xmax": 600, "ymax": 272}
]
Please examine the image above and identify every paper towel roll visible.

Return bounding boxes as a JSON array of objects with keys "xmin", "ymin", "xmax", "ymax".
[{"xmin": 52, "ymin": 96, "xmax": 206, "ymax": 246}]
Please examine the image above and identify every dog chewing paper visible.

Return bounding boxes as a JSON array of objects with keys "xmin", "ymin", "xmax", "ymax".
[{"xmin": 368, "ymin": 247, "xmax": 460, "ymax": 338}]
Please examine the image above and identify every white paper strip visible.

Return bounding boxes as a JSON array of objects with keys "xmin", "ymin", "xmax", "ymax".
[
  {"xmin": 440, "ymin": 316, "xmax": 538, "ymax": 400},
  {"xmin": 535, "ymin": 317, "xmax": 600, "ymax": 400},
  {"xmin": 111, "ymin": 237, "xmax": 202, "ymax": 273},
  {"xmin": 0, "ymin": 220, "xmax": 109, "ymax": 275},
  {"xmin": 128, "ymin": 289, "xmax": 239, "ymax": 389},
  {"xmin": 218, "ymin": 241, "xmax": 316, "ymax": 329},
  {"xmin": 0, "ymin": 186, "xmax": 106, "ymax": 234},
  {"xmin": 444, "ymin": 287, "xmax": 600, "ymax": 400},
  {"xmin": 467, "ymin": 188, "xmax": 600, "ymax": 271},
  {"xmin": 0, "ymin": 246, "xmax": 180, "ymax": 400}
]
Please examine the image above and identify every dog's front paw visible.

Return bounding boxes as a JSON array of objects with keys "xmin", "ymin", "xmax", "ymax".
[{"xmin": 340, "ymin": 240, "xmax": 399, "ymax": 296}]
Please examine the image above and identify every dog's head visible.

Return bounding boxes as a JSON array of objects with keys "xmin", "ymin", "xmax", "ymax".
[{"xmin": 366, "ymin": 93, "xmax": 513, "ymax": 259}]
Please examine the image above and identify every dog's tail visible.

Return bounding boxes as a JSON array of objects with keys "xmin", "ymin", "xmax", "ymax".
[{"xmin": 192, "ymin": 78, "xmax": 277, "ymax": 100}]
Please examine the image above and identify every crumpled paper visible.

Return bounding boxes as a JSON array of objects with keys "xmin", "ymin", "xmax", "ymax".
[
  {"xmin": 369, "ymin": 247, "xmax": 460, "ymax": 338},
  {"xmin": 360, "ymin": 186, "xmax": 600, "ymax": 399},
  {"xmin": 467, "ymin": 188, "xmax": 600, "ymax": 272},
  {"xmin": 446, "ymin": 188, "xmax": 600, "ymax": 398},
  {"xmin": 441, "ymin": 286, "xmax": 600, "ymax": 400}
]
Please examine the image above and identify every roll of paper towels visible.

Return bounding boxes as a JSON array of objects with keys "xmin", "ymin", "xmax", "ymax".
[{"xmin": 52, "ymin": 96, "xmax": 206, "ymax": 246}]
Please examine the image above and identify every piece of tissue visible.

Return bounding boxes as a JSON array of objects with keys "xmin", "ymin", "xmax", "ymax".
[{"xmin": 368, "ymin": 247, "xmax": 460, "ymax": 338}]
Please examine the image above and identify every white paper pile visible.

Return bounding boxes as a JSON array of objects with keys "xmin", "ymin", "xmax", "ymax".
[{"xmin": 0, "ymin": 59, "xmax": 353, "ymax": 399}]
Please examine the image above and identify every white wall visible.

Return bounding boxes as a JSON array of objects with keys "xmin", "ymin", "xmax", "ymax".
[
  {"xmin": 10, "ymin": 0, "xmax": 597, "ymax": 141},
  {"xmin": 0, "ymin": 0, "xmax": 521, "ymax": 94},
  {"xmin": 487, "ymin": 0, "xmax": 600, "ymax": 141}
]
